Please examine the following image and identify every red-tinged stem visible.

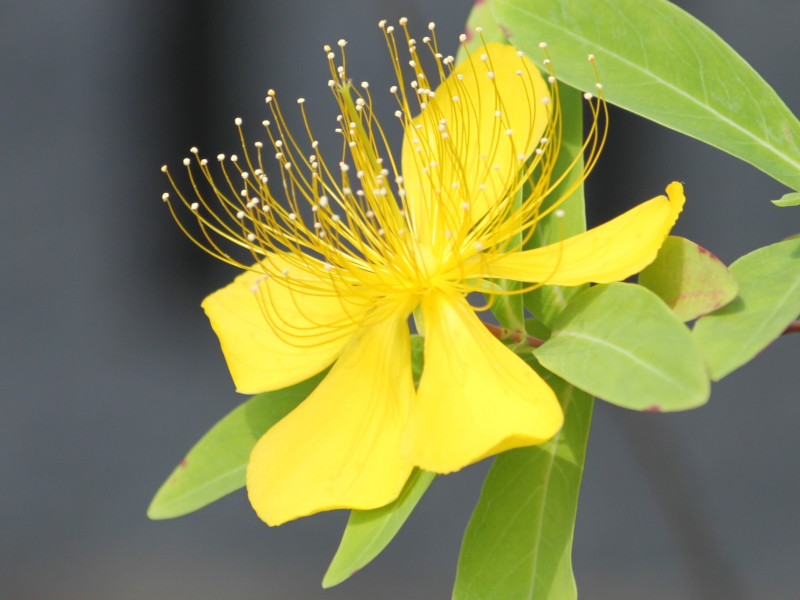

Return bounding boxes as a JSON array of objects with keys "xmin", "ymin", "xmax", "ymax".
[
  {"xmin": 482, "ymin": 322, "xmax": 545, "ymax": 347},
  {"xmin": 784, "ymin": 320, "xmax": 800, "ymax": 335}
]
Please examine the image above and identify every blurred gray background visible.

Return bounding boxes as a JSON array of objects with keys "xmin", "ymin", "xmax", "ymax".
[{"xmin": 2, "ymin": 1, "xmax": 799, "ymax": 598}]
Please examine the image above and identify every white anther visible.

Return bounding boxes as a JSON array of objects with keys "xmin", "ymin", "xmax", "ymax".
[
  {"xmin": 506, "ymin": 129, "xmax": 514, "ymax": 136},
  {"xmin": 517, "ymin": 50, "xmax": 524, "ymax": 57},
  {"xmin": 190, "ymin": 146, "xmax": 198, "ymax": 154},
  {"xmin": 539, "ymin": 42, "xmax": 548, "ymax": 49},
  {"xmin": 428, "ymin": 22, "xmax": 435, "ymax": 30},
  {"xmin": 596, "ymin": 83, "xmax": 604, "ymax": 90},
  {"xmin": 555, "ymin": 209, "xmax": 566, "ymax": 218},
  {"xmin": 247, "ymin": 233, "xmax": 256, "ymax": 242},
  {"xmin": 474, "ymin": 242, "xmax": 484, "ymax": 251},
  {"xmin": 261, "ymin": 204, "xmax": 270, "ymax": 212},
  {"xmin": 241, "ymin": 172, "xmax": 249, "ymax": 180},
  {"xmin": 356, "ymin": 170, "xmax": 364, "ymax": 179},
  {"xmin": 443, "ymin": 56, "xmax": 454, "ymax": 65},
  {"xmin": 234, "ymin": 117, "xmax": 243, "ymax": 126},
  {"xmin": 262, "ymin": 120, "xmax": 270, "ymax": 127},
  {"xmin": 399, "ymin": 17, "xmax": 408, "ymax": 25},
  {"xmin": 583, "ymin": 92, "xmax": 594, "ymax": 100},
  {"xmin": 339, "ymin": 162, "xmax": 349, "ymax": 172},
  {"xmin": 378, "ymin": 19, "xmax": 387, "ymax": 28},
  {"xmin": 516, "ymin": 70, "xmax": 523, "ymax": 76},
  {"xmin": 517, "ymin": 153, "xmax": 526, "ymax": 160},
  {"xmin": 588, "ymin": 54, "xmax": 595, "ymax": 62},
  {"xmin": 314, "ymin": 221, "xmax": 321, "ymax": 229},
  {"xmin": 535, "ymin": 148, "xmax": 544, "ymax": 155},
  {"xmin": 285, "ymin": 162, "xmax": 295, "ymax": 171},
  {"xmin": 281, "ymin": 268, "xmax": 290, "ymax": 276},
  {"xmin": 332, "ymin": 214, "xmax": 341, "ymax": 222},
  {"xmin": 487, "ymin": 71, "xmax": 495, "ymax": 79},
  {"xmin": 451, "ymin": 95, "xmax": 460, "ymax": 102},
  {"xmin": 461, "ymin": 202, "xmax": 470, "ymax": 210},
  {"xmin": 444, "ymin": 230, "xmax": 453, "ymax": 239},
  {"xmin": 236, "ymin": 210, "xmax": 246, "ymax": 220},
  {"xmin": 161, "ymin": 192, "xmax": 169, "ymax": 201},
  {"xmin": 459, "ymin": 33, "xmax": 467, "ymax": 42},
  {"xmin": 190, "ymin": 202, "xmax": 199, "ymax": 211},
  {"xmin": 386, "ymin": 26, "xmax": 394, "ymax": 33},
  {"xmin": 324, "ymin": 262, "xmax": 334, "ymax": 272},
  {"xmin": 378, "ymin": 228, "xmax": 385, "ymax": 236},
  {"xmin": 231, "ymin": 155, "xmax": 238, "ymax": 162},
  {"xmin": 337, "ymin": 39, "xmax": 347, "ymax": 47},
  {"xmin": 495, "ymin": 110, "xmax": 502, "ymax": 117},
  {"xmin": 319, "ymin": 195, "xmax": 329, "ymax": 207},
  {"xmin": 480, "ymin": 53, "xmax": 488, "ymax": 62},
  {"xmin": 342, "ymin": 187, "xmax": 351, "ymax": 195},
  {"xmin": 542, "ymin": 97, "xmax": 551, "ymax": 105},
  {"xmin": 548, "ymin": 76, "xmax": 556, "ymax": 84},
  {"xmin": 182, "ymin": 158, "xmax": 191, "ymax": 166}
]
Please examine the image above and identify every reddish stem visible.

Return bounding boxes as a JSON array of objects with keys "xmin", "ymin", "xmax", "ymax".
[
  {"xmin": 784, "ymin": 320, "xmax": 800, "ymax": 335},
  {"xmin": 482, "ymin": 322, "xmax": 545, "ymax": 347}
]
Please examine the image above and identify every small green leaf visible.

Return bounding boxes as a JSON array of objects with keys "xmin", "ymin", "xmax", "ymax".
[
  {"xmin": 524, "ymin": 84, "xmax": 588, "ymax": 327},
  {"xmin": 535, "ymin": 283, "xmax": 710, "ymax": 411},
  {"xmin": 322, "ymin": 469, "xmax": 436, "ymax": 588},
  {"xmin": 639, "ymin": 236, "xmax": 739, "ymax": 321},
  {"xmin": 772, "ymin": 192, "xmax": 800, "ymax": 207},
  {"xmin": 453, "ymin": 373, "xmax": 593, "ymax": 600},
  {"xmin": 693, "ymin": 237, "xmax": 800, "ymax": 380},
  {"xmin": 491, "ymin": 0, "xmax": 800, "ymax": 191},
  {"xmin": 147, "ymin": 372, "xmax": 324, "ymax": 519}
]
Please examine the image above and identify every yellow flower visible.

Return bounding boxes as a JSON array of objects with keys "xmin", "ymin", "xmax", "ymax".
[{"xmin": 162, "ymin": 21, "xmax": 684, "ymax": 526}]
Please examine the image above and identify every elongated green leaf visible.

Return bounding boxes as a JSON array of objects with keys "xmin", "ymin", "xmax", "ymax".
[
  {"xmin": 693, "ymin": 237, "xmax": 800, "ymax": 380},
  {"xmin": 535, "ymin": 283, "xmax": 709, "ymax": 411},
  {"xmin": 147, "ymin": 372, "xmax": 324, "ymax": 519},
  {"xmin": 492, "ymin": 0, "xmax": 800, "ymax": 191},
  {"xmin": 323, "ymin": 469, "xmax": 436, "ymax": 588},
  {"xmin": 523, "ymin": 85, "xmax": 588, "ymax": 328},
  {"xmin": 773, "ymin": 192, "xmax": 800, "ymax": 207},
  {"xmin": 639, "ymin": 236, "xmax": 738, "ymax": 321},
  {"xmin": 453, "ymin": 373, "xmax": 593, "ymax": 600}
]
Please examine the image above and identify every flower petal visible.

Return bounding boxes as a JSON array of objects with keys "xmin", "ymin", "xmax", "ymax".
[
  {"xmin": 401, "ymin": 292, "xmax": 563, "ymax": 473},
  {"xmin": 484, "ymin": 182, "xmax": 685, "ymax": 285},
  {"xmin": 246, "ymin": 309, "xmax": 416, "ymax": 526},
  {"xmin": 201, "ymin": 255, "xmax": 371, "ymax": 394},
  {"xmin": 401, "ymin": 42, "xmax": 550, "ymax": 240}
]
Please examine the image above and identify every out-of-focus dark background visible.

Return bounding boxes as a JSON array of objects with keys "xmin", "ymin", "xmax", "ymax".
[{"xmin": 2, "ymin": 1, "xmax": 799, "ymax": 598}]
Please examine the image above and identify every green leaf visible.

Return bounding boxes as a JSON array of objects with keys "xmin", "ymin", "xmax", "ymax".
[
  {"xmin": 692, "ymin": 237, "xmax": 800, "ymax": 380},
  {"xmin": 453, "ymin": 373, "xmax": 593, "ymax": 600},
  {"xmin": 638, "ymin": 236, "xmax": 739, "ymax": 321},
  {"xmin": 523, "ymin": 84, "xmax": 588, "ymax": 328},
  {"xmin": 147, "ymin": 372, "xmax": 325, "ymax": 519},
  {"xmin": 535, "ymin": 282, "xmax": 710, "ymax": 411},
  {"xmin": 491, "ymin": 0, "xmax": 800, "ymax": 191},
  {"xmin": 773, "ymin": 192, "xmax": 800, "ymax": 207},
  {"xmin": 322, "ymin": 469, "xmax": 436, "ymax": 588}
]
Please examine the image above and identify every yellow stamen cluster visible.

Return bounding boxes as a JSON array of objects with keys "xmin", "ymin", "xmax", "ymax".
[{"xmin": 161, "ymin": 20, "xmax": 607, "ymax": 321}]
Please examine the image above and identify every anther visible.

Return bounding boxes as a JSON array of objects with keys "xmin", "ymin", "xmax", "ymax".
[
  {"xmin": 588, "ymin": 54, "xmax": 595, "ymax": 62},
  {"xmin": 288, "ymin": 213, "xmax": 297, "ymax": 220},
  {"xmin": 337, "ymin": 39, "xmax": 347, "ymax": 47},
  {"xmin": 190, "ymin": 202, "xmax": 199, "ymax": 211},
  {"xmin": 480, "ymin": 53, "xmax": 488, "ymax": 62},
  {"xmin": 236, "ymin": 210, "xmax": 246, "ymax": 220},
  {"xmin": 474, "ymin": 242, "xmax": 484, "ymax": 251},
  {"xmin": 234, "ymin": 117, "xmax": 243, "ymax": 126},
  {"xmin": 487, "ymin": 71, "xmax": 495, "ymax": 79},
  {"xmin": 428, "ymin": 22, "xmax": 435, "ymax": 30},
  {"xmin": 297, "ymin": 98, "xmax": 305, "ymax": 104},
  {"xmin": 247, "ymin": 233, "xmax": 257, "ymax": 242},
  {"xmin": 555, "ymin": 209, "xmax": 566, "ymax": 218},
  {"xmin": 583, "ymin": 92, "xmax": 594, "ymax": 100},
  {"xmin": 459, "ymin": 33, "xmax": 467, "ymax": 42},
  {"xmin": 182, "ymin": 158, "xmax": 191, "ymax": 166},
  {"xmin": 539, "ymin": 42, "xmax": 548, "ymax": 48},
  {"xmin": 190, "ymin": 147, "xmax": 198, "ymax": 154},
  {"xmin": 161, "ymin": 192, "xmax": 169, "ymax": 201}
]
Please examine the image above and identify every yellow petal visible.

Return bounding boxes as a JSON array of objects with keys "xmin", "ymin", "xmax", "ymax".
[
  {"xmin": 401, "ymin": 292, "xmax": 563, "ymax": 473},
  {"xmin": 401, "ymin": 42, "xmax": 550, "ymax": 241},
  {"xmin": 246, "ymin": 310, "xmax": 415, "ymax": 526},
  {"xmin": 201, "ymin": 255, "xmax": 371, "ymax": 394},
  {"xmin": 485, "ymin": 182, "xmax": 685, "ymax": 285}
]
